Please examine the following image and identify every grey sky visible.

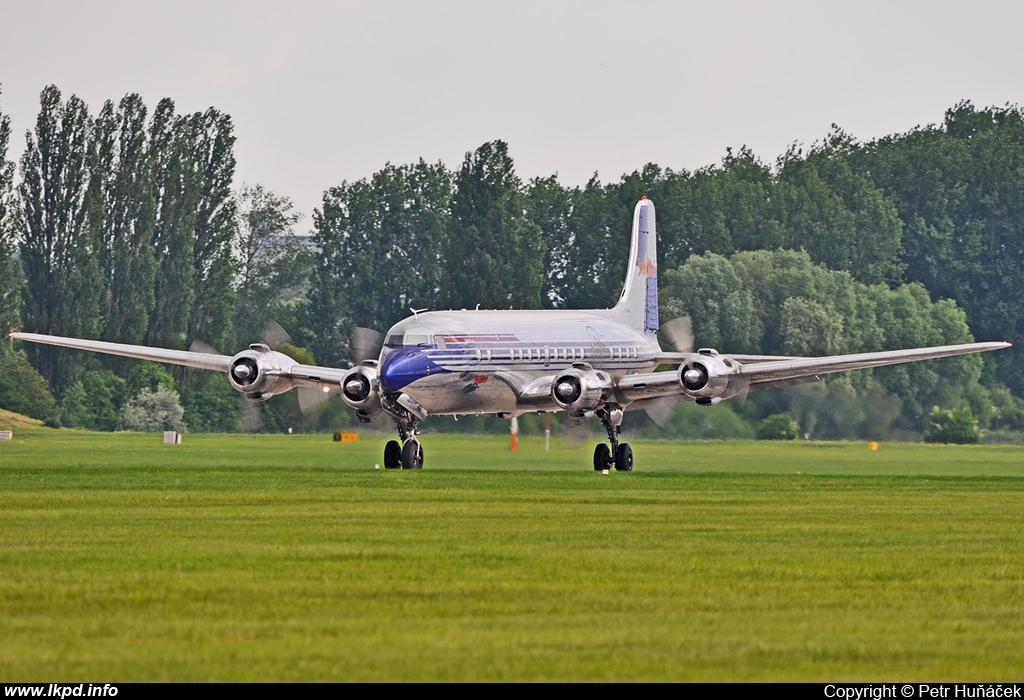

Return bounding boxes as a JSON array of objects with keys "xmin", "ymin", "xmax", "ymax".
[{"xmin": 3, "ymin": 0, "xmax": 1023, "ymax": 228}]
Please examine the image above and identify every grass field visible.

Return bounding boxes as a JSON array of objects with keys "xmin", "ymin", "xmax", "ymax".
[{"xmin": 2, "ymin": 419, "xmax": 1024, "ymax": 681}]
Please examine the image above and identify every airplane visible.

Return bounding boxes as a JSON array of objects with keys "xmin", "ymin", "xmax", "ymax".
[{"xmin": 11, "ymin": 198, "xmax": 1011, "ymax": 471}]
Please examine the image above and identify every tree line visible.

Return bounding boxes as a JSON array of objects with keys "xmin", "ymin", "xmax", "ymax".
[{"xmin": 1, "ymin": 85, "xmax": 1023, "ymax": 439}]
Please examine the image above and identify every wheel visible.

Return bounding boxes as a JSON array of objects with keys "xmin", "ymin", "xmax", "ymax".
[
  {"xmin": 384, "ymin": 440, "xmax": 402, "ymax": 469},
  {"xmin": 402, "ymin": 440, "xmax": 423, "ymax": 470},
  {"xmin": 594, "ymin": 443, "xmax": 611, "ymax": 471},
  {"xmin": 614, "ymin": 443, "xmax": 633, "ymax": 472}
]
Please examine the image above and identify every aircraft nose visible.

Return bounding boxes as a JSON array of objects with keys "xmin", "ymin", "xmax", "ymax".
[{"xmin": 379, "ymin": 348, "xmax": 443, "ymax": 393}]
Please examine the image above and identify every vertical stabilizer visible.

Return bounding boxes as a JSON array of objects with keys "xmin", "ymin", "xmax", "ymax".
[{"xmin": 610, "ymin": 198, "xmax": 658, "ymax": 336}]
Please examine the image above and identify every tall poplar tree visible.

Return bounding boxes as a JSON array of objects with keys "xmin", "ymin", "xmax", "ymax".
[
  {"xmin": 147, "ymin": 98, "xmax": 198, "ymax": 349},
  {"xmin": 0, "ymin": 87, "xmax": 20, "ymax": 341},
  {"xmin": 19, "ymin": 85, "xmax": 103, "ymax": 387},
  {"xmin": 185, "ymin": 108, "xmax": 236, "ymax": 348},
  {"xmin": 145, "ymin": 103, "xmax": 237, "ymax": 352},
  {"xmin": 93, "ymin": 94, "xmax": 157, "ymax": 345}
]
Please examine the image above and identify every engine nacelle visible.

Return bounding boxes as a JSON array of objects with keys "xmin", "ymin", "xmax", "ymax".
[
  {"xmin": 340, "ymin": 365, "xmax": 382, "ymax": 420},
  {"xmin": 678, "ymin": 350, "xmax": 744, "ymax": 403},
  {"xmin": 551, "ymin": 365, "xmax": 613, "ymax": 414},
  {"xmin": 227, "ymin": 344, "xmax": 298, "ymax": 399}
]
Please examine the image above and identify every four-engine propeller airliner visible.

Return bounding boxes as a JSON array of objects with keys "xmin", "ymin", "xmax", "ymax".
[{"xmin": 12, "ymin": 198, "xmax": 1010, "ymax": 470}]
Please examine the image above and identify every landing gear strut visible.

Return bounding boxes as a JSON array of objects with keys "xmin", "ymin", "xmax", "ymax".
[
  {"xmin": 382, "ymin": 397, "xmax": 423, "ymax": 470},
  {"xmin": 594, "ymin": 405, "xmax": 632, "ymax": 472}
]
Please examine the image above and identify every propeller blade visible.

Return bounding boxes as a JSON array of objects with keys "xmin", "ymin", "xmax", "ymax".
[
  {"xmin": 352, "ymin": 327, "xmax": 384, "ymax": 364},
  {"xmin": 733, "ymin": 377, "xmax": 751, "ymax": 406},
  {"xmin": 238, "ymin": 397, "xmax": 264, "ymax": 432},
  {"xmin": 644, "ymin": 397, "xmax": 680, "ymax": 428},
  {"xmin": 260, "ymin": 320, "xmax": 292, "ymax": 351},
  {"xmin": 661, "ymin": 316, "xmax": 694, "ymax": 354},
  {"xmin": 556, "ymin": 413, "xmax": 588, "ymax": 451},
  {"xmin": 297, "ymin": 385, "xmax": 334, "ymax": 417},
  {"xmin": 188, "ymin": 338, "xmax": 218, "ymax": 355}
]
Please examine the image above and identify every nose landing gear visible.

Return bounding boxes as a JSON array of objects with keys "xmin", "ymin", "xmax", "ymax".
[{"xmin": 382, "ymin": 397, "xmax": 424, "ymax": 470}]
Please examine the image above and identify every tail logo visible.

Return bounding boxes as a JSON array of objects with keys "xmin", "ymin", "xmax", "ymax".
[{"xmin": 638, "ymin": 255, "xmax": 656, "ymax": 277}]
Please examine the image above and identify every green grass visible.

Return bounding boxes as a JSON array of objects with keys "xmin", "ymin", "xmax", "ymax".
[{"xmin": 2, "ymin": 427, "xmax": 1024, "ymax": 680}]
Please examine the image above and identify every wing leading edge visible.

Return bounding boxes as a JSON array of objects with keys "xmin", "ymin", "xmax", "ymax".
[
  {"xmin": 8, "ymin": 332, "xmax": 350, "ymax": 388},
  {"xmin": 617, "ymin": 341, "xmax": 1010, "ymax": 405},
  {"xmin": 10, "ymin": 332, "xmax": 234, "ymax": 372}
]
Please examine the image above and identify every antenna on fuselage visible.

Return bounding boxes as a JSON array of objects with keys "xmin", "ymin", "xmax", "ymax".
[{"xmin": 410, "ymin": 307, "xmax": 428, "ymax": 317}]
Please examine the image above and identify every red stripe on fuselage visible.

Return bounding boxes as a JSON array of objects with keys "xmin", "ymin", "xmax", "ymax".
[{"xmin": 437, "ymin": 333, "xmax": 519, "ymax": 344}]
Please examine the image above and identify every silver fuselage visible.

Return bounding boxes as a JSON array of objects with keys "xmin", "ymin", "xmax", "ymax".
[{"xmin": 378, "ymin": 309, "xmax": 660, "ymax": 415}]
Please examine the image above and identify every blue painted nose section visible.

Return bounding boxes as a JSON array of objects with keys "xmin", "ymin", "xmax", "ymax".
[{"xmin": 379, "ymin": 348, "xmax": 447, "ymax": 393}]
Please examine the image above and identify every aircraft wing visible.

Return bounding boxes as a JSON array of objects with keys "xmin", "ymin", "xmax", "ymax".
[
  {"xmin": 10, "ymin": 332, "xmax": 234, "ymax": 372},
  {"xmin": 618, "ymin": 341, "xmax": 1011, "ymax": 404},
  {"xmin": 8, "ymin": 332, "xmax": 350, "ymax": 388},
  {"xmin": 655, "ymin": 352, "xmax": 795, "ymax": 364}
]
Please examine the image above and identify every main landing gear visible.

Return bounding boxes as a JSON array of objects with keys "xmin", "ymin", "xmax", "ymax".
[
  {"xmin": 382, "ymin": 400, "xmax": 423, "ymax": 470},
  {"xmin": 384, "ymin": 438, "xmax": 423, "ymax": 470},
  {"xmin": 594, "ymin": 405, "xmax": 632, "ymax": 472}
]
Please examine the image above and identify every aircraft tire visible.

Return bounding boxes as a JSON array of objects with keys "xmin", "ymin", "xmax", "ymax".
[
  {"xmin": 384, "ymin": 440, "xmax": 402, "ymax": 469},
  {"xmin": 402, "ymin": 440, "xmax": 423, "ymax": 470},
  {"xmin": 594, "ymin": 443, "xmax": 611, "ymax": 471},
  {"xmin": 615, "ymin": 443, "xmax": 633, "ymax": 472}
]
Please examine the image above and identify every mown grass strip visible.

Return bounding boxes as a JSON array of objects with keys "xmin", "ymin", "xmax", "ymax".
[{"xmin": 2, "ymin": 432, "xmax": 1023, "ymax": 680}]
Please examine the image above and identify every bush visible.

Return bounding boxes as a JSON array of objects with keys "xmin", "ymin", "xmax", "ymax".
[
  {"xmin": 118, "ymin": 386, "xmax": 187, "ymax": 432},
  {"xmin": 757, "ymin": 412, "xmax": 800, "ymax": 440},
  {"xmin": 662, "ymin": 402, "xmax": 756, "ymax": 440},
  {"xmin": 924, "ymin": 406, "xmax": 980, "ymax": 444},
  {"xmin": 79, "ymin": 370, "xmax": 127, "ymax": 431},
  {"xmin": 126, "ymin": 362, "xmax": 175, "ymax": 397},
  {"xmin": 0, "ymin": 352, "xmax": 57, "ymax": 420},
  {"xmin": 56, "ymin": 380, "xmax": 91, "ymax": 428}
]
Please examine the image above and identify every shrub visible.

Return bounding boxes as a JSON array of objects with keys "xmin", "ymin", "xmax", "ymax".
[
  {"xmin": 924, "ymin": 406, "xmax": 980, "ymax": 444},
  {"xmin": 0, "ymin": 353, "xmax": 57, "ymax": 420},
  {"xmin": 118, "ymin": 386, "xmax": 187, "ymax": 432},
  {"xmin": 757, "ymin": 412, "xmax": 800, "ymax": 440}
]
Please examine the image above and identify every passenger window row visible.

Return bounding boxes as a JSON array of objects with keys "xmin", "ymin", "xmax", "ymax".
[{"xmin": 470, "ymin": 347, "xmax": 638, "ymax": 362}]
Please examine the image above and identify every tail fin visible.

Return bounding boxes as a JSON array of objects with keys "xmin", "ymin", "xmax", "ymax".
[{"xmin": 611, "ymin": 198, "xmax": 658, "ymax": 337}]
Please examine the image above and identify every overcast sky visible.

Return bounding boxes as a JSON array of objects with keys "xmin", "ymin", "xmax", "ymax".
[{"xmin": 3, "ymin": 0, "xmax": 1023, "ymax": 228}]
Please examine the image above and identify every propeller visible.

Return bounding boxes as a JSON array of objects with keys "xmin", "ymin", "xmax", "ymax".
[
  {"xmin": 732, "ymin": 377, "xmax": 751, "ymax": 406},
  {"xmin": 645, "ymin": 396, "xmax": 682, "ymax": 429},
  {"xmin": 238, "ymin": 396, "xmax": 265, "ymax": 432},
  {"xmin": 260, "ymin": 320, "xmax": 292, "ymax": 351},
  {"xmin": 297, "ymin": 385, "xmax": 332, "ymax": 417},
  {"xmin": 188, "ymin": 338, "xmax": 218, "ymax": 356},
  {"xmin": 189, "ymin": 337, "xmax": 266, "ymax": 432},
  {"xmin": 295, "ymin": 326, "xmax": 382, "ymax": 421},
  {"xmin": 352, "ymin": 327, "xmax": 384, "ymax": 365},
  {"xmin": 661, "ymin": 316, "xmax": 694, "ymax": 354}
]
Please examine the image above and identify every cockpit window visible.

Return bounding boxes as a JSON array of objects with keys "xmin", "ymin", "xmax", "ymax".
[{"xmin": 384, "ymin": 333, "xmax": 433, "ymax": 347}]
